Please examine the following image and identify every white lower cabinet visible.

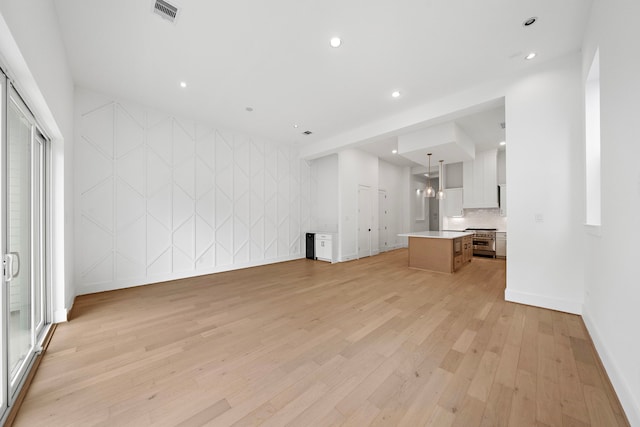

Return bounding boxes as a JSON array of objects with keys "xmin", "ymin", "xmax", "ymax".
[{"xmin": 315, "ymin": 233, "xmax": 333, "ymax": 262}]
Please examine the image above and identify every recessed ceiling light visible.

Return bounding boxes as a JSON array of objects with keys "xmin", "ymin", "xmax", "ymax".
[
  {"xmin": 392, "ymin": 149, "xmax": 398, "ymax": 154},
  {"xmin": 499, "ymin": 141, "xmax": 506, "ymax": 146},
  {"xmin": 523, "ymin": 17, "xmax": 537, "ymax": 27},
  {"xmin": 245, "ymin": 107, "xmax": 254, "ymax": 112},
  {"xmin": 179, "ymin": 81, "xmax": 187, "ymax": 88},
  {"xmin": 330, "ymin": 37, "xmax": 342, "ymax": 48},
  {"xmin": 392, "ymin": 91, "xmax": 401, "ymax": 98},
  {"xmin": 293, "ymin": 124, "xmax": 299, "ymax": 128},
  {"xmin": 525, "ymin": 52, "xmax": 537, "ymax": 60}
]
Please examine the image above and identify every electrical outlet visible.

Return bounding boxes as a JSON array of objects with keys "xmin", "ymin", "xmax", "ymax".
[{"xmin": 534, "ymin": 213, "xmax": 544, "ymax": 223}]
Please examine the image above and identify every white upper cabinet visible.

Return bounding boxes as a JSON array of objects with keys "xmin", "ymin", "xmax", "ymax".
[
  {"xmin": 444, "ymin": 188, "xmax": 464, "ymax": 217},
  {"xmin": 463, "ymin": 149, "xmax": 499, "ymax": 208}
]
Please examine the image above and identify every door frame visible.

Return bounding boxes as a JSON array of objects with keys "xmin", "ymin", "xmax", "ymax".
[
  {"xmin": 378, "ymin": 189, "xmax": 387, "ymax": 253},
  {"xmin": 357, "ymin": 184, "xmax": 372, "ymax": 259},
  {"xmin": 0, "ymin": 78, "xmax": 52, "ymax": 423},
  {"xmin": 0, "ymin": 64, "xmax": 7, "ymax": 424}
]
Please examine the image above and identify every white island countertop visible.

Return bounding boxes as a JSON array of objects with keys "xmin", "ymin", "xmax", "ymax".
[{"xmin": 398, "ymin": 231, "xmax": 474, "ymax": 239}]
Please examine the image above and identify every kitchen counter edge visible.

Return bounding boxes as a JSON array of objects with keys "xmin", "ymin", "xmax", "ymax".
[{"xmin": 398, "ymin": 231, "xmax": 474, "ymax": 239}]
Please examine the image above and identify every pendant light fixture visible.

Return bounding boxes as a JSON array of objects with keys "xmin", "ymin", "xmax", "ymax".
[
  {"xmin": 424, "ymin": 153, "xmax": 435, "ymax": 198},
  {"xmin": 436, "ymin": 160, "xmax": 446, "ymax": 200}
]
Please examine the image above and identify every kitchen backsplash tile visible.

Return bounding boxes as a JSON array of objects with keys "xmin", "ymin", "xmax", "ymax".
[{"xmin": 443, "ymin": 208, "xmax": 507, "ymax": 231}]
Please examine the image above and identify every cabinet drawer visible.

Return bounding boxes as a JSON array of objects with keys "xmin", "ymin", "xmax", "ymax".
[
  {"xmin": 454, "ymin": 255, "xmax": 463, "ymax": 270},
  {"xmin": 315, "ymin": 234, "xmax": 332, "ymax": 240}
]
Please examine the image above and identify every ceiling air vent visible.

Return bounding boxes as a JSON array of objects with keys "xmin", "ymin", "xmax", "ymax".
[
  {"xmin": 302, "ymin": 131, "xmax": 313, "ymax": 135},
  {"xmin": 153, "ymin": 0, "xmax": 179, "ymax": 23}
]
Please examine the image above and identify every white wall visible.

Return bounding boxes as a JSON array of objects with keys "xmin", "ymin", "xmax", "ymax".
[
  {"xmin": 581, "ymin": 0, "xmax": 640, "ymax": 424},
  {"xmin": 504, "ymin": 54, "xmax": 585, "ymax": 315},
  {"xmin": 309, "ymin": 154, "xmax": 338, "ymax": 232},
  {"xmin": 75, "ymin": 87, "xmax": 309, "ymax": 294},
  {"xmin": 0, "ymin": 1, "xmax": 75, "ymax": 321},
  {"xmin": 497, "ymin": 150, "xmax": 506, "ymax": 185},
  {"xmin": 378, "ymin": 160, "xmax": 408, "ymax": 250},
  {"xmin": 338, "ymin": 148, "xmax": 378, "ymax": 261},
  {"xmin": 444, "ymin": 162, "xmax": 463, "ymax": 188}
]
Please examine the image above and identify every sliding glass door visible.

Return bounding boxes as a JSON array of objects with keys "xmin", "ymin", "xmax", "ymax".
[
  {"xmin": 0, "ymin": 66, "xmax": 6, "ymax": 422},
  {"xmin": 0, "ymin": 71, "xmax": 50, "ymax": 420}
]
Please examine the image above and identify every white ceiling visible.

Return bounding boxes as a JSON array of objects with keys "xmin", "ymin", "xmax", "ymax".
[
  {"xmin": 359, "ymin": 104, "xmax": 506, "ymax": 170},
  {"xmin": 53, "ymin": 0, "xmax": 591, "ymax": 148}
]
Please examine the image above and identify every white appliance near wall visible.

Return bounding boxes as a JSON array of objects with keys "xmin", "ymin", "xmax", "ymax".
[
  {"xmin": 314, "ymin": 232, "xmax": 335, "ymax": 262},
  {"xmin": 75, "ymin": 88, "xmax": 309, "ymax": 294}
]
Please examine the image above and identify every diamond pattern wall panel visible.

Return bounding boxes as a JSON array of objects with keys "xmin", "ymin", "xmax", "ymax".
[
  {"xmin": 233, "ymin": 137, "xmax": 250, "ymax": 264},
  {"xmin": 75, "ymin": 88, "xmax": 308, "ymax": 292},
  {"xmin": 250, "ymin": 140, "xmax": 265, "ymax": 261},
  {"xmin": 215, "ymin": 131, "xmax": 234, "ymax": 267},
  {"xmin": 115, "ymin": 105, "xmax": 144, "ymax": 159},
  {"xmin": 277, "ymin": 148, "xmax": 290, "ymax": 257}
]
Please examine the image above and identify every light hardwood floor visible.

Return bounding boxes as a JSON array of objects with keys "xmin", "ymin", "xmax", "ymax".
[{"xmin": 14, "ymin": 249, "xmax": 628, "ymax": 426}]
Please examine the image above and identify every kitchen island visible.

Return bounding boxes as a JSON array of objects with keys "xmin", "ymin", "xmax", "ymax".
[{"xmin": 398, "ymin": 231, "xmax": 474, "ymax": 273}]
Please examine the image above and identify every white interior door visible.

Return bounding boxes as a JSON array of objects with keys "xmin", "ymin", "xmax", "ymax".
[
  {"xmin": 378, "ymin": 190, "xmax": 387, "ymax": 252},
  {"xmin": 357, "ymin": 186, "xmax": 371, "ymax": 258}
]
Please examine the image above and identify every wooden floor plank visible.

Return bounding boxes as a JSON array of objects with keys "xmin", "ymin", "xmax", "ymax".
[{"xmin": 11, "ymin": 250, "xmax": 629, "ymax": 427}]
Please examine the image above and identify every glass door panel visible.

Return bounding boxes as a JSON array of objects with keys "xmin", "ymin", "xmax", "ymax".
[
  {"xmin": 6, "ymin": 94, "xmax": 33, "ymax": 392},
  {"xmin": 33, "ymin": 134, "xmax": 45, "ymax": 335},
  {"xmin": 0, "ymin": 67, "xmax": 6, "ymax": 421},
  {"xmin": 1, "ymin": 74, "xmax": 49, "ymax": 423}
]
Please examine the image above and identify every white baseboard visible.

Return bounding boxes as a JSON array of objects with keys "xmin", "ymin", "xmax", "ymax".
[
  {"xmin": 53, "ymin": 308, "xmax": 68, "ymax": 323},
  {"xmin": 388, "ymin": 244, "xmax": 406, "ymax": 250},
  {"xmin": 76, "ymin": 254, "xmax": 305, "ymax": 296},
  {"xmin": 340, "ymin": 253, "xmax": 358, "ymax": 262},
  {"xmin": 582, "ymin": 310, "xmax": 639, "ymax": 427},
  {"xmin": 504, "ymin": 289, "xmax": 582, "ymax": 315}
]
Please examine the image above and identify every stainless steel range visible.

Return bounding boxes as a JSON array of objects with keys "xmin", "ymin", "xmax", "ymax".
[{"xmin": 465, "ymin": 228, "xmax": 497, "ymax": 258}]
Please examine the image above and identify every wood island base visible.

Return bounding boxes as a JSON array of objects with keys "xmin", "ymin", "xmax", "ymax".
[{"xmin": 399, "ymin": 231, "xmax": 474, "ymax": 273}]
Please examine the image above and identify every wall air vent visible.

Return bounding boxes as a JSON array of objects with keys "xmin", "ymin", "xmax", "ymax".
[
  {"xmin": 302, "ymin": 130, "xmax": 313, "ymax": 135},
  {"xmin": 153, "ymin": 0, "xmax": 179, "ymax": 23}
]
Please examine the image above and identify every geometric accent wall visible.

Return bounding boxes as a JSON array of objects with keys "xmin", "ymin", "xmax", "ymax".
[{"xmin": 75, "ymin": 88, "xmax": 310, "ymax": 294}]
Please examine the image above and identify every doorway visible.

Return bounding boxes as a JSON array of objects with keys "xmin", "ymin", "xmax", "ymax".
[
  {"xmin": 378, "ymin": 189, "xmax": 388, "ymax": 252},
  {"xmin": 357, "ymin": 185, "xmax": 372, "ymax": 258},
  {"xmin": 1, "ymin": 72, "xmax": 51, "ymax": 421}
]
